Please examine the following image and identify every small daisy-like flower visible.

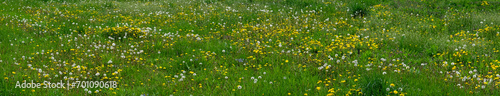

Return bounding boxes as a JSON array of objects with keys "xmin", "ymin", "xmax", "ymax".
[{"xmin": 237, "ymin": 85, "xmax": 242, "ymax": 89}]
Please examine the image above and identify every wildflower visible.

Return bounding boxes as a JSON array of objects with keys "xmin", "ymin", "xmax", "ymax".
[
  {"xmin": 108, "ymin": 59, "xmax": 112, "ymax": 64},
  {"xmin": 393, "ymin": 90, "xmax": 398, "ymax": 94},
  {"xmin": 381, "ymin": 58, "xmax": 386, "ymax": 62},
  {"xmin": 237, "ymin": 85, "xmax": 242, "ymax": 89},
  {"xmin": 390, "ymin": 83, "xmax": 395, "ymax": 87},
  {"xmin": 316, "ymin": 87, "xmax": 321, "ymax": 90}
]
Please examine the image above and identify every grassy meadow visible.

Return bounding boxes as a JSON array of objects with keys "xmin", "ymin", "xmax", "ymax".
[{"xmin": 1, "ymin": 0, "xmax": 500, "ymax": 95}]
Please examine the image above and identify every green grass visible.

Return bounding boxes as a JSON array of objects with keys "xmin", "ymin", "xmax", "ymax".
[{"xmin": 1, "ymin": 0, "xmax": 500, "ymax": 95}]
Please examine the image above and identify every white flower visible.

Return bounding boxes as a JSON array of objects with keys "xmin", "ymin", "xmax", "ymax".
[
  {"xmin": 225, "ymin": 76, "xmax": 228, "ymax": 79},
  {"xmin": 108, "ymin": 59, "xmax": 112, "ymax": 64},
  {"xmin": 88, "ymin": 91, "xmax": 92, "ymax": 94},
  {"xmin": 254, "ymin": 79, "xmax": 258, "ymax": 83},
  {"xmin": 386, "ymin": 88, "xmax": 390, "ymax": 91},
  {"xmin": 95, "ymin": 90, "xmax": 99, "ymax": 93},
  {"xmin": 263, "ymin": 72, "xmax": 266, "ymax": 75},
  {"xmin": 237, "ymin": 85, "xmax": 242, "ymax": 89},
  {"xmin": 193, "ymin": 73, "xmax": 196, "ymax": 76},
  {"xmin": 95, "ymin": 72, "xmax": 100, "ymax": 76},
  {"xmin": 382, "ymin": 71, "xmax": 387, "ymax": 75},
  {"xmin": 222, "ymin": 50, "xmax": 225, "ymax": 53},
  {"xmin": 380, "ymin": 58, "xmax": 386, "ymax": 62}
]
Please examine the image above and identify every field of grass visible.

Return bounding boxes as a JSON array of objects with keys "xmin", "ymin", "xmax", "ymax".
[{"xmin": 1, "ymin": 0, "xmax": 500, "ymax": 95}]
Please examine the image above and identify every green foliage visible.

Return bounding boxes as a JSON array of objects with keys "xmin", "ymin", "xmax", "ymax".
[
  {"xmin": 349, "ymin": 1, "xmax": 369, "ymax": 18},
  {"xmin": 361, "ymin": 73, "xmax": 387, "ymax": 96}
]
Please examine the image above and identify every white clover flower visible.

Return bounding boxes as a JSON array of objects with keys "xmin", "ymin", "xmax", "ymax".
[
  {"xmin": 382, "ymin": 72, "xmax": 387, "ymax": 75},
  {"xmin": 108, "ymin": 59, "xmax": 112, "ymax": 64},
  {"xmin": 225, "ymin": 76, "xmax": 228, "ymax": 79},
  {"xmin": 237, "ymin": 85, "xmax": 242, "ymax": 89},
  {"xmin": 222, "ymin": 50, "xmax": 225, "ymax": 53}
]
